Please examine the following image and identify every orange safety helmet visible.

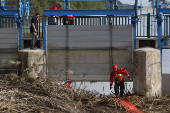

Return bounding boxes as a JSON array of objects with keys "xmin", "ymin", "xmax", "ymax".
[{"xmin": 112, "ymin": 64, "xmax": 118, "ymax": 70}]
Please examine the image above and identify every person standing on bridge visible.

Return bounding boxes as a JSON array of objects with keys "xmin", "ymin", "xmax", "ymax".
[
  {"xmin": 30, "ymin": 13, "xmax": 44, "ymax": 50},
  {"xmin": 110, "ymin": 64, "xmax": 131, "ymax": 98},
  {"xmin": 63, "ymin": 15, "xmax": 75, "ymax": 25},
  {"xmin": 49, "ymin": 3, "xmax": 62, "ymax": 25}
]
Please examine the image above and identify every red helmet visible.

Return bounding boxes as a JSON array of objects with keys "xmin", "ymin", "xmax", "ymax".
[
  {"xmin": 112, "ymin": 64, "xmax": 118, "ymax": 70},
  {"xmin": 52, "ymin": 6, "xmax": 57, "ymax": 10},
  {"xmin": 67, "ymin": 79, "xmax": 72, "ymax": 82}
]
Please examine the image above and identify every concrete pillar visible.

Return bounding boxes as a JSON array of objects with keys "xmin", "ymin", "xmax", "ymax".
[
  {"xmin": 133, "ymin": 48, "xmax": 161, "ymax": 97},
  {"xmin": 18, "ymin": 49, "xmax": 46, "ymax": 78}
]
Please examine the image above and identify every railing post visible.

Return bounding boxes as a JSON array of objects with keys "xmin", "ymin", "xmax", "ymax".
[
  {"xmin": 43, "ymin": 16, "xmax": 46, "ymax": 50},
  {"xmin": 147, "ymin": 13, "xmax": 150, "ymax": 38},
  {"xmin": 157, "ymin": 13, "xmax": 163, "ymax": 50},
  {"xmin": 131, "ymin": 14, "xmax": 138, "ymax": 50},
  {"xmin": 37, "ymin": 20, "xmax": 39, "ymax": 36},
  {"xmin": 133, "ymin": 22, "xmax": 137, "ymax": 50},
  {"xmin": 18, "ymin": 23, "xmax": 22, "ymax": 50},
  {"xmin": 165, "ymin": 16, "xmax": 168, "ymax": 45},
  {"xmin": 158, "ymin": 22, "xmax": 162, "ymax": 50}
]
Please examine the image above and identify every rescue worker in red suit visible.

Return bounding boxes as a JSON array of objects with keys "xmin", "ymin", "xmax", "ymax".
[
  {"xmin": 63, "ymin": 79, "xmax": 72, "ymax": 89},
  {"xmin": 110, "ymin": 64, "xmax": 131, "ymax": 98},
  {"xmin": 63, "ymin": 15, "xmax": 75, "ymax": 25},
  {"xmin": 49, "ymin": 3, "xmax": 62, "ymax": 25}
]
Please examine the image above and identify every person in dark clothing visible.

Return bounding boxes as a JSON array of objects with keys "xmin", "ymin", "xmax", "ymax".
[{"xmin": 30, "ymin": 13, "xmax": 44, "ymax": 50}]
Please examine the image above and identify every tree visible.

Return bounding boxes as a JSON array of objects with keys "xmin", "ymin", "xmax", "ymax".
[
  {"xmin": 38, "ymin": 0, "xmax": 49, "ymax": 10},
  {"xmin": 2, "ymin": 0, "xmax": 125, "ymax": 16},
  {"xmin": 4, "ymin": 0, "xmax": 18, "ymax": 10},
  {"xmin": 29, "ymin": 0, "xmax": 42, "ymax": 16},
  {"xmin": 48, "ymin": 0, "xmax": 62, "ymax": 9}
]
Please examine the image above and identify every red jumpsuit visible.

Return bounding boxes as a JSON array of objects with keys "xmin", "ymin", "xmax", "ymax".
[
  {"xmin": 64, "ymin": 15, "xmax": 74, "ymax": 21},
  {"xmin": 110, "ymin": 68, "xmax": 130, "ymax": 97},
  {"xmin": 63, "ymin": 15, "xmax": 75, "ymax": 25},
  {"xmin": 51, "ymin": 6, "xmax": 57, "ymax": 18},
  {"xmin": 50, "ymin": 6, "xmax": 58, "ymax": 25},
  {"xmin": 63, "ymin": 82, "xmax": 71, "ymax": 89}
]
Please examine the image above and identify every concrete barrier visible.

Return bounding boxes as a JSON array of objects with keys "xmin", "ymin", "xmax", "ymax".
[
  {"xmin": 133, "ymin": 48, "xmax": 161, "ymax": 97},
  {"xmin": 18, "ymin": 49, "xmax": 46, "ymax": 78}
]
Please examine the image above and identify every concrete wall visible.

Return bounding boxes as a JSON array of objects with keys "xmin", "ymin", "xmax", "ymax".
[
  {"xmin": 162, "ymin": 49, "xmax": 170, "ymax": 96},
  {"xmin": 162, "ymin": 74, "xmax": 170, "ymax": 96},
  {"xmin": 47, "ymin": 25, "xmax": 133, "ymax": 81},
  {"xmin": 0, "ymin": 28, "xmax": 18, "ymax": 62}
]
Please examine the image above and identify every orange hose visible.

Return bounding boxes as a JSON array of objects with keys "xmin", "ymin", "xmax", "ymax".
[{"xmin": 102, "ymin": 98, "xmax": 141, "ymax": 113}]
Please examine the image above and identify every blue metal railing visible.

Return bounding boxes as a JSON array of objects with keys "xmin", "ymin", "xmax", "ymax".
[
  {"xmin": 22, "ymin": 16, "xmax": 44, "ymax": 38},
  {"xmin": 47, "ymin": 16, "xmax": 131, "ymax": 25},
  {"xmin": 0, "ymin": 16, "xmax": 16, "ymax": 28},
  {"xmin": 137, "ymin": 15, "xmax": 158, "ymax": 37},
  {"xmin": 162, "ymin": 15, "xmax": 170, "ymax": 38},
  {"xmin": 0, "ymin": 15, "xmax": 170, "ymax": 38}
]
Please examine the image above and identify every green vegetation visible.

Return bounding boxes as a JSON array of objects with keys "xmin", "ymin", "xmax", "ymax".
[{"xmin": 4, "ymin": 0, "xmax": 124, "ymax": 16}]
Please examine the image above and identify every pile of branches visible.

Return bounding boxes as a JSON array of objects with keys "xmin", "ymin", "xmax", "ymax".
[
  {"xmin": 0, "ymin": 60, "xmax": 170, "ymax": 113},
  {"xmin": 122, "ymin": 95, "xmax": 170, "ymax": 112},
  {"xmin": 0, "ymin": 61, "xmax": 126, "ymax": 113},
  {"xmin": 0, "ymin": 74, "xmax": 128, "ymax": 113}
]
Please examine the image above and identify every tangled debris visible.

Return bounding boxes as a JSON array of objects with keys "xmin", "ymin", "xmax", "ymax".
[
  {"xmin": 0, "ymin": 74, "xmax": 123, "ymax": 113},
  {"xmin": 0, "ymin": 61, "xmax": 170, "ymax": 113}
]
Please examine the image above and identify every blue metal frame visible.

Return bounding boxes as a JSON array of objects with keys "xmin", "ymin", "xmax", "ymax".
[
  {"xmin": 0, "ymin": 0, "xmax": 6, "ymax": 10},
  {"xmin": 1, "ymin": 0, "xmax": 5, "ymax": 6},
  {"xmin": 0, "ymin": 0, "xmax": 30, "ymax": 50},
  {"xmin": 154, "ymin": 0, "xmax": 161, "ymax": 49},
  {"xmin": 139, "ymin": 0, "xmax": 142, "ymax": 16},
  {"xmin": 0, "ymin": 10, "xmax": 18, "ymax": 15},
  {"xmin": 43, "ymin": 10, "xmax": 135, "ymax": 16},
  {"xmin": 43, "ymin": 16, "xmax": 46, "ymax": 50},
  {"xmin": 158, "ymin": 9, "xmax": 170, "ymax": 14},
  {"xmin": 24, "ymin": 0, "xmax": 29, "ymax": 19},
  {"xmin": 153, "ymin": 0, "xmax": 155, "ymax": 16},
  {"xmin": 152, "ymin": 0, "xmax": 170, "ymax": 49}
]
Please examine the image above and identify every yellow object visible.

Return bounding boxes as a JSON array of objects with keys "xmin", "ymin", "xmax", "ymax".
[{"xmin": 115, "ymin": 74, "xmax": 122, "ymax": 78}]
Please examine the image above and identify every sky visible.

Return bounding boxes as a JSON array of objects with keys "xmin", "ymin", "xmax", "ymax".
[{"xmin": 120, "ymin": 0, "xmax": 150, "ymax": 6}]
